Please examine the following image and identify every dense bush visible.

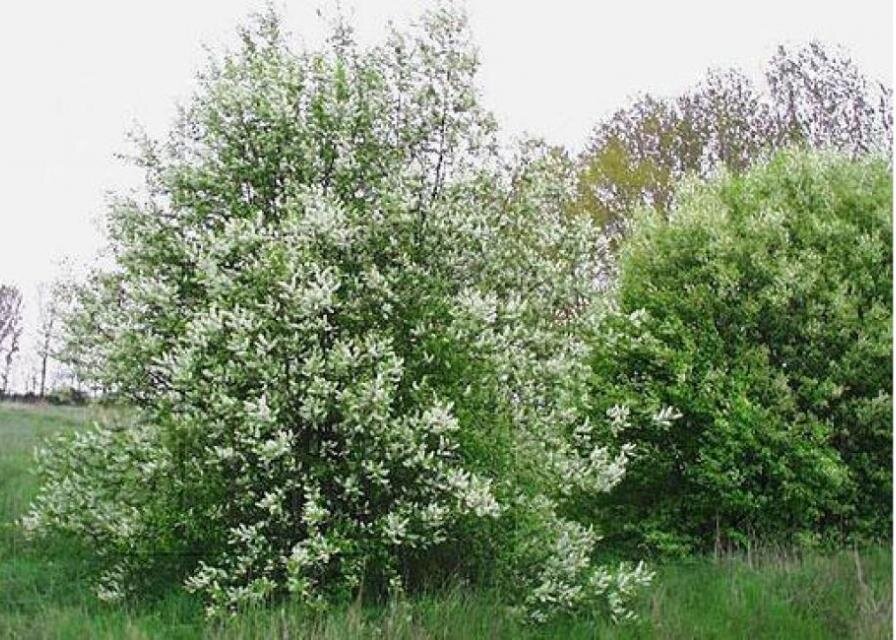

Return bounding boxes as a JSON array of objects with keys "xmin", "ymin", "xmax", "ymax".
[
  {"xmin": 22, "ymin": 6, "xmax": 650, "ymax": 623},
  {"xmin": 583, "ymin": 150, "xmax": 892, "ymax": 557}
]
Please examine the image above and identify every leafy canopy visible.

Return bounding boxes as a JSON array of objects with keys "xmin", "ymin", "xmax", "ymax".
[
  {"xmin": 574, "ymin": 43, "xmax": 893, "ymax": 230},
  {"xmin": 24, "ymin": 5, "xmax": 650, "ymax": 623},
  {"xmin": 584, "ymin": 150, "xmax": 892, "ymax": 556}
]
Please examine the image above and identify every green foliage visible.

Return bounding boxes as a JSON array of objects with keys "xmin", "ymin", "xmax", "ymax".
[
  {"xmin": 11, "ymin": 5, "xmax": 891, "ymax": 631},
  {"xmin": 3, "ymin": 405, "xmax": 891, "ymax": 638},
  {"xmin": 573, "ymin": 43, "xmax": 893, "ymax": 230},
  {"xmin": 24, "ymin": 6, "xmax": 647, "ymax": 623},
  {"xmin": 584, "ymin": 150, "xmax": 892, "ymax": 556}
]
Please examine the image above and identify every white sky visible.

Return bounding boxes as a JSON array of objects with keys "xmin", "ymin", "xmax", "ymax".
[{"xmin": 0, "ymin": 0, "xmax": 892, "ymax": 390}]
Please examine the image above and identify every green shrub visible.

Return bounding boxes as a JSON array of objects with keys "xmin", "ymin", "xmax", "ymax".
[{"xmin": 584, "ymin": 150, "xmax": 892, "ymax": 556}]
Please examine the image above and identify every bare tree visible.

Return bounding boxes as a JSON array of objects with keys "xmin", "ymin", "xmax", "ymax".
[
  {"xmin": 767, "ymin": 41, "xmax": 893, "ymax": 156},
  {"xmin": 0, "ymin": 284, "xmax": 24, "ymax": 395},
  {"xmin": 35, "ymin": 282, "xmax": 61, "ymax": 398}
]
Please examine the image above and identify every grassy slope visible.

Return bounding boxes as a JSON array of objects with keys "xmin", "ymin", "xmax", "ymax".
[{"xmin": 0, "ymin": 402, "xmax": 891, "ymax": 639}]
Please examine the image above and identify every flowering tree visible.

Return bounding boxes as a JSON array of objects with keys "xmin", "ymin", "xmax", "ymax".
[{"xmin": 24, "ymin": 6, "xmax": 649, "ymax": 622}]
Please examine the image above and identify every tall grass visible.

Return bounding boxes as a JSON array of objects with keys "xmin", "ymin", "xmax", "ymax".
[{"xmin": 0, "ymin": 402, "xmax": 890, "ymax": 639}]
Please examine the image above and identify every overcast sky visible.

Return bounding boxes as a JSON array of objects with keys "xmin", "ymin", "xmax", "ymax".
[{"xmin": 0, "ymin": 0, "xmax": 892, "ymax": 389}]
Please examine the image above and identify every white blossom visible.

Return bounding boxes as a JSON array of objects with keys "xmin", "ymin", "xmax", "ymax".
[{"xmin": 23, "ymin": 4, "xmax": 648, "ymax": 623}]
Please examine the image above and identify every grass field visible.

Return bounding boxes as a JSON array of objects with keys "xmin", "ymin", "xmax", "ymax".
[{"xmin": 0, "ymin": 401, "xmax": 891, "ymax": 639}]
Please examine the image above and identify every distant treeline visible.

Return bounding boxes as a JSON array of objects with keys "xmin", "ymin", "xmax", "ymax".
[{"xmin": 1, "ymin": 388, "xmax": 90, "ymax": 406}]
